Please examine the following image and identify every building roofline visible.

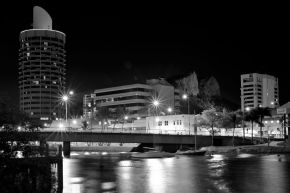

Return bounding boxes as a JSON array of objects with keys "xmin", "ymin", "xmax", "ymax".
[
  {"xmin": 94, "ymin": 83, "xmax": 152, "ymax": 93},
  {"xmin": 20, "ymin": 29, "xmax": 66, "ymax": 36}
]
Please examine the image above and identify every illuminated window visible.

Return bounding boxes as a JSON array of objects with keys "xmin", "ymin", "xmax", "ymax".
[
  {"xmin": 33, "ymin": 80, "xmax": 39, "ymax": 85},
  {"xmin": 27, "ymin": 52, "xmax": 30, "ymax": 57},
  {"xmin": 52, "ymin": 81, "xmax": 56, "ymax": 84}
]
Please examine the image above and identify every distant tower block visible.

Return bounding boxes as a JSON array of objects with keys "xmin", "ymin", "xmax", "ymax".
[{"xmin": 19, "ymin": 6, "xmax": 66, "ymax": 121}]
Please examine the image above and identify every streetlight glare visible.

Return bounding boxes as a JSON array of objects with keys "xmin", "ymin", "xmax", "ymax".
[
  {"xmin": 153, "ymin": 100, "xmax": 159, "ymax": 107},
  {"xmin": 182, "ymin": 94, "xmax": 188, "ymax": 100},
  {"xmin": 62, "ymin": 95, "xmax": 68, "ymax": 101},
  {"xmin": 245, "ymin": 107, "xmax": 250, "ymax": 111},
  {"xmin": 69, "ymin": 90, "xmax": 74, "ymax": 95},
  {"xmin": 124, "ymin": 115, "xmax": 128, "ymax": 120},
  {"xmin": 72, "ymin": 119, "xmax": 77, "ymax": 125},
  {"xmin": 167, "ymin": 107, "xmax": 172, "ymax": 113}
]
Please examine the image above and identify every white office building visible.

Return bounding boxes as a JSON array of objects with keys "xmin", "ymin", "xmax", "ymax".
[
  {"xmin": 241, "ymin": 73, "xmax": 279, "ymax": 111},
  {"xmin": 83, "ymin": 79, "xmax": 181, "ymax": 119}
]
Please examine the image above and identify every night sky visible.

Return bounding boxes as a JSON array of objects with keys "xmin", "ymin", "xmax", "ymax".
[{"xmin": 0, "ymin": 2, "xmax": 287, "ymax": 108}]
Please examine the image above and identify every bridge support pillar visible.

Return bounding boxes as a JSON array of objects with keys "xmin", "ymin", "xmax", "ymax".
[
  {"xmin": 63, "ymin": 141, "xmax": 71, "ymax": 158},
  {"xmin": 39, "ymin": 140, "xmax": 46, "ymax": 156},
  {"xmin": 154, "ymin": 145, "xmax": 163, "ymax": 151}
]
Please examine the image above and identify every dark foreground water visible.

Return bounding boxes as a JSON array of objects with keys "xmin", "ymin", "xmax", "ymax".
[{"xmin": 62, "ymin": 152, "xmax": 290, "ymax": 193}]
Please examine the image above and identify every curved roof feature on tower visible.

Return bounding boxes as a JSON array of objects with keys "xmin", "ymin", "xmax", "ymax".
[{"xmin": 33, "ymin": 6, "xmax": 52, "ymax": 29}]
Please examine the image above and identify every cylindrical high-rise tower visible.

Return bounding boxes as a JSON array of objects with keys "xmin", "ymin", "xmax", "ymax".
[{"xmin": 19, "ymin": 6, "xmax": 66, "ymax": 121}]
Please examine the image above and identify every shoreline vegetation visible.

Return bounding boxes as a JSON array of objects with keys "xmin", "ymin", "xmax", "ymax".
[{"xmin": 201, "ymin": 142, "xmax": 290, "ymax": 155}]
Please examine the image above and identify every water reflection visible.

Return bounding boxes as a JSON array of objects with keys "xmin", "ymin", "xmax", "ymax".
[{"xmin": 62, "ymin": 152, "xmax": 290, "ymax": 193}]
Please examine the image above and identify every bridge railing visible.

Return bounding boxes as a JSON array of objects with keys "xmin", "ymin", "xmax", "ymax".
[{"xmin": 36, "ymin": 127, "xmax": 284, "ymax": 139}]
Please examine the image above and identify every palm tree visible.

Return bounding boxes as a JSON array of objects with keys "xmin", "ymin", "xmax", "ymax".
[
  {"xmin": 251, "ymin": 107, "xmax": 271, "ymax": 143},
  {"xmin": 245, "ymin": 110, "xmax": 259, "ymax": 143},
  {"xmin": 225, "ymin": 110, "xmax": 242, "ymax": 146}
]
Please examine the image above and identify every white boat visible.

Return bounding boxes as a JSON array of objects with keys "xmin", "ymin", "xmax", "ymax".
[
  {"xmin": 131, "ymin": 150, "xmax": 175, "ymax": 159},
  {"xmin": 175, "ymin": 149, "xmax": 206, "ymax": 156}
]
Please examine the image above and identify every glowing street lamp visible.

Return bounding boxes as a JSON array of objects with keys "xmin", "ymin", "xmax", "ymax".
[
  {"xmin": 153, "ymin": 100, "xmax": 159, "ymax": 107},
  {"xmin": 62, "ymin": 95, "xmax": 69, "ymax": 122},
  {"xmin": 182, "ymin": 94, "xmax": 188, "ymax": 100},
  {"xmin": 167, "ymin": 107, "xmax": 172, "ymax": 113},
  {"xmin": 62, "ymin": 90, "xmax": 74, "ymax": 122},
  {"xmin": 72, "ymin": 119, "xmax": 77, "ymax": 125},
  {"xmin": 182, "ymin": 93, "xmax": 190, "ymax": 134}
]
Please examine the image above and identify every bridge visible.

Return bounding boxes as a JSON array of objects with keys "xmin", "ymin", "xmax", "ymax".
[{"xmin": 0, "ymin": 130, "xmax": 251, "ymax": 157}]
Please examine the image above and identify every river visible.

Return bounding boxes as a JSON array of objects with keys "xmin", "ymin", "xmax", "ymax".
[{"xmin": 62, "ymin": 152, "xmax": 290, "ymax": 193}]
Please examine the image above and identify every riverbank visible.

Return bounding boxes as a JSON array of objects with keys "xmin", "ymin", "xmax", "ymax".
[
  {"xmin": 200, "ymin": 141, "xmax": 290, "ymax": 155},
  {"xmin": 48, "ymin": 143, "xmax": 138, "ymax": 153}
]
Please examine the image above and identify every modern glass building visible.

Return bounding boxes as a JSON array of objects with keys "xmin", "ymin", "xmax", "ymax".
[{"xmin": 19, "ymin": 6, "xmax": 66, "ymax": 121}]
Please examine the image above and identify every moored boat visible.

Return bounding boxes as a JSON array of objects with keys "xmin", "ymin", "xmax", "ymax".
[
  {"xmin": 131, "ymin": 151, "xmax": 175, "ymax": 159},
  {"xmin": 175, "ymin": 149, "xmax": 207, "ymax": 156}
]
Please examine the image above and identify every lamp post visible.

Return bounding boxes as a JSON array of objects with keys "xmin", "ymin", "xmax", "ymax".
[
  {"xmin": 182, "ymin": 94, "xmax": 190, "ymax": 134},
  {"xmin": 62, "ymin": 95, "xmax": 68, "ymax": 122},
  {"xmin": 242, "ymin": 106, "xmax": 250, "ymax": 141},
  {"xmin": 62, "ymin": 90, "xmax": 74, "ymax": 122},
  {"xmin": 167, "ymin": 107, "xmax": 172, "ymax": 114},
  {"xmin": 153, "ymin": 100, "xmax": 159, "ymax": 133}
]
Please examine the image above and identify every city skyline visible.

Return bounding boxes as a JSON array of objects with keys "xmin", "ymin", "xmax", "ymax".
[{"xmin": 0, "ymin": 2, "xmax": 287, "ymax": 108}]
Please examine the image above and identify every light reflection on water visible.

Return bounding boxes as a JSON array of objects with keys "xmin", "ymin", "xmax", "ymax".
[{"xmin": 62, "ymin": 152, "xmax": 290, "ymax": 193}]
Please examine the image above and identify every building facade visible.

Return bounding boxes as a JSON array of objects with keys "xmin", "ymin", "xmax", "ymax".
[
  {"xmin": 241, "ymin": 73, "xmax": 279, "ymax": 111},
  {"xmin": 146, "ymin": 114, "xmax": 195, "ymax": 134},
  {"xmin": 83, "ymin": 79, "xmax": 181, "ymax": 119},
  {"xmin": 19, "ymin": 6, "xmax": 66, "ymax": 121}
]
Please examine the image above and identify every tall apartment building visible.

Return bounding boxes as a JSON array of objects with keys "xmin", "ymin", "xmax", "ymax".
[
  {"xmin": 19, "ymin": 6, "xmax": 66, "ymax": 120},
  {"xmin": 83, "ymin": 79, "xmax": 181, "ymax": 119},
  {"xmin": 240, "ymin": 73, "xmax": 279, "ymax": 111}
]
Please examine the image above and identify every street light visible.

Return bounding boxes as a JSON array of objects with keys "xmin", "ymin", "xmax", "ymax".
[
  {"xmin": 182, "ymin": 93, "xmax": 190, "ymax": 134},
  {"xmin": 62, "ymin": 90, "xmax": 74, "ymax": 122},
  {"xmin": 153, "ymin": 100, "xmax": 159, "ymax": 107},
  {"xmin": 242, "ymin": 106, "xmax": 251, "ymax": 141},
  {"xmin": 167, "ymin": 107, "xmax": 172, "ymax": 114},
  {"xmin": 62, "ymin": 95, "xmax": 69, "ymax": 122}
]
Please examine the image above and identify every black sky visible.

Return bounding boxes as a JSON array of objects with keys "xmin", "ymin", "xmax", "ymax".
[{"xmin": 0, "ymin": 2, "xmax": 288, "ymax": 108}]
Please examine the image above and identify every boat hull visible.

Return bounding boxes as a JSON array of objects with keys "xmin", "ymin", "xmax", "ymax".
[
  {"xmin": 175, "ymin": 150, "xmax": 207, "ymax": 156},
  {"xmin": 131, "ymin": 151, "xmax": 175, "ymax": 159}
]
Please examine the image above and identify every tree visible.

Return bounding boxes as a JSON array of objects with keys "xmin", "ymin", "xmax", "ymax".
[
  {"xmin": 94, "ymin": 105, "xmax": 110, "ymax": 130},
  {"xmin": 0, "ymin": 96, "xmax": 42, "ymax": 158},
  {"xmin": 251, "ymin": 107, "xmax": 271, "ymax": 143},
  {"xmin": 245, "ymin": 109, "xmax": 260, "ymax": 143},
  {"xmin": 222, "ymin": 110, "xmax": 242, "ymax": 146},
  {"xmin": 112, "ymin": 106, "xmax": 127, "ymax": 130},
  {"xmin": 176, "ymin": 71, "xmax": 199, "ymax": 96},
  {"xmin": 200, "ymin": 107, "xmax": 223, "ymax": 146}
]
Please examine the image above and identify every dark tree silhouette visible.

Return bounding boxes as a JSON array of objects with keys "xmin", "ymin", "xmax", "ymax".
[
  {"xmin": 245, "ymin": 109, "xmax": 260, "ymax": 143},
  {"xmin": 250, "ymin": 107, "xmax": 271, "ymax": 143}
]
